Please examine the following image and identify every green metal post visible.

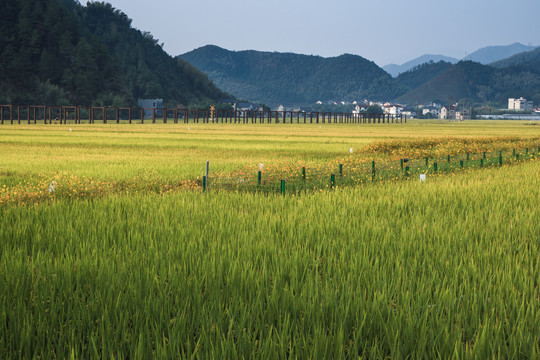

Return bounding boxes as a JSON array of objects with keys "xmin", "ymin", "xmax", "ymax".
[
  {"xmin": 339, "ymin": 164, "xmax": 343, "ymax": 177},
  {"xmin": 499, "ymin": 151, "xmax": 503, "ymax": 166},
  {"xmin": 447, "ymin": 155, "xmax": 450, "ymax": 162},
  {"xmin": 460, "ymin": 160, "xmax": 463, "ymax": 168},
  {"xmin": 202, "ymin": 176, "xmax": 207, "ymax": 192},
  {"xmin": 371, "ymin": 161, "xmax": 375, "ymax": 181},
  {"xmin": 257, "ymin": 171, "xmax": 262, "ymax": 185},
  {"xmin": 483, "ymin": 152, "xmax": 486, "ymax": 159},
  {"xmin": 466, "ymin": 153, "xmax": 470, "ymax": 161},
  {"xmin": 331, "ymin": 174, "xmax": 336, "ymax": 188},
  {"xmin": 400, "ymin": 158, "xmax": 404, "ymax": 170},
  {"xmin": 281, "ymin": 180, "xmax": 285, "ymax": 195},
  {"xmin": 425, "ymin": 157, "xmax": 429, "ymax": 166},
  {"xmin": 434, "ymin": 162, "xmax": 438, "ymax": 172},
  {"xmin": 302, "ymin": 167, "xmax": 306, "ymax": 181},
  {"xmin": 480, "ymin": 158, "xmax": 483, "ymax": 167},
  {"xmin": 405, "ymin": 166, "xmax": 409, "ymax": 177}
]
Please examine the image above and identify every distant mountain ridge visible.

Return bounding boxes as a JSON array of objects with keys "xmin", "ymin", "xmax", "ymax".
[
  {"xmin": 463, "ymin": 43, "xmax": 537, "ymax": 64},
  {"xmin": 383, "ymin": 43, "xmax": 537, "ymax": 77},
  {"xmin": 396, "ymin": 60, "xmax": 540, "ymax": 105},
  {"xmin": 180, "ymin": 44, "xmax": 540, "ymax": 107},
  {"xmin": 180, "ymin": 45, "xmax": 402, "ymax": 105},
  {"xmin": 490, "ymin": 46, "xmax": 540, "ymax": 68},
  {"xmin": 383, "ymin": 55, "xmax": 459, "ymax": 77}
]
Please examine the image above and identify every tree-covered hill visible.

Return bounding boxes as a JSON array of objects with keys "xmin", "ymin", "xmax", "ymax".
[
  {"xmin": 0, "ymin": 0, "xmax": 229, "ymax": 106},
  {"xmin": 396, "ymin": 61, "xmax": 454, "ymax": 92},
  {"xmin": 180, "ymin": 45, "xmax": 402, "ymax": 105},
  {"xmin": 396, "ymin": 61, "xmax": 540, "ymax": 106},
  {"xmin": 490, "ymin": 46, "xmax": 540, "ymax": 69}
]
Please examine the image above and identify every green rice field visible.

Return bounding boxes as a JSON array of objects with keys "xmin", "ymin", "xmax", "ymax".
[{"xmin": 0, "ymin": 120, "xmax": 539, "ymax": 358}]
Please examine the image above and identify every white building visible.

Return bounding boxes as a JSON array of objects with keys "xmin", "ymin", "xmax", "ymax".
[
  {"xmin": 508, "ymin": 97, "xmax": 533, "ymax": 111},
  {"xmin": 383, "ymin": 104, "xmax": 403, "ymax": 116},
  {"xmin": 138, "ymin": 98, "xmax": 163, "ymax": 118},
  {"xmin": 440, "ymin": 105, "xmax": 456, "ymax": 120},
  {"xmin": 422, "ymin": 107, "xmax": 440, "ymax": 118}
]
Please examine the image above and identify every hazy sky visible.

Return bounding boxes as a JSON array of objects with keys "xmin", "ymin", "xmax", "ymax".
[{"xmin": 102, "ymin": 0, "xmax": 540, "ymax": 66}]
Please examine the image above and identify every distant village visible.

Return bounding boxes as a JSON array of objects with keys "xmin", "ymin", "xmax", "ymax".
[{"xmin": 138, "ymin": 97, "xmax": 540, "ymax": 120}]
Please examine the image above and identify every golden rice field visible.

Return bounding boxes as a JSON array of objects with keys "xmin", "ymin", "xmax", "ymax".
[{"xmin": 0, "ymin": 119, "xmax": 539, "ymax": 358}]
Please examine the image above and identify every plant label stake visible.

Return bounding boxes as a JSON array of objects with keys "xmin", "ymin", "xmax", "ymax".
[{"xmin": 419, "ymin": 174, "xmax": 426, "ymax": 182}]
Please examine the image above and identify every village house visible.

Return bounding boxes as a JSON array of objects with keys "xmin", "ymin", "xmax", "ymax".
[
  {"xmin": 422, "ymin": 106, "xmax": 440, "ymax": 118},
  {"xmin": 352, "ymin": 104, "xmax": 368, "ymax": 114},
  {"xmin": 508, "ymin": 97, "xmax": 533, "ymax": 111},
  {"xmin": 383, "ymin": 103, "xmax": 404, "ymax": 116},
  {"xmin": 401, "ymin": 107, "xmax": 417, "ymax": 118},
  {"xmin": 439, "ymin": 105, "xmax": 456, "ymax": 120},
  {"xmin": 137, "ymin": 98, "xmax": 163, "ymax": 118},
  {"xmin": 455, "ymin": 109, "xmax": 471, "ymax": 121}
]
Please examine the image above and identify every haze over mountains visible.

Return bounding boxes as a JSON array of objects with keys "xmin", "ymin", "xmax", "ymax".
[{"xmin": 383, "ymin": 43, "xmax": 537, "ymax": 77}]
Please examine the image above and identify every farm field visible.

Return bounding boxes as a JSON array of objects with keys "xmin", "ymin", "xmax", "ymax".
[{"xmin": 0, "ymin": 120, "xmax": 539, "ymax": 358}]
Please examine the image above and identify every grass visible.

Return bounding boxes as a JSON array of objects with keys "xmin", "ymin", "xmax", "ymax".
[
  {"xmin": 1, "ymin": 120, "xmax": 539, "ymax": 181},
  {"xmin": 0, "ymin": 120, "xmax": 539, "ymax": 358}
]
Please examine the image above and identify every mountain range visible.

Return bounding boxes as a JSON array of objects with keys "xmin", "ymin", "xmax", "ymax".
[
  {"xmin": 383, "ymin": 55, "xmax": 459, "ymax": 77},
  {"xmin": 3, "ymin": 0, "xmax": 539, "ymax": 110},
  {"xmin": 180, "ymin": 45, "xmax": 540, "ymax": 107},
  {"xmin": 383, "ymin": 43, "xmax": 537, "ymax": 77},
  {"xmin": 180, "ymin": 46, "xmax": 401, "ymax": 105}
]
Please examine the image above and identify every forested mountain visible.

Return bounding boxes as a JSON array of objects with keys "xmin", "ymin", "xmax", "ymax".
[
  {"xmin": 396, "ymin": 61, "xmax": 454, "ymax": 91},
  {"xmin": 396, "ymin": 61, "xmax": 540, "ymax": 105},
  {"xmin": 490, "ymin": 46, "xmax": 540, "ymax": 69},
  {"xmin": 383, "ymin": 55, "xmax": 458, "ymax": 77},
  {"xmin": 180, "ymin": 45, "xmax": 402, "ymax": 105},
  {"xmin": 0, "ymin": 0, "xmax": 229, "ymax": 106}
]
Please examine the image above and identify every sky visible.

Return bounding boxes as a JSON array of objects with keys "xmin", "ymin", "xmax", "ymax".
[{"xmin": 101, "ymin": 0, "xmax": 540, "ymax": 66}]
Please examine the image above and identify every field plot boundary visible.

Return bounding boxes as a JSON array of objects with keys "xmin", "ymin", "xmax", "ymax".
[{"xmin": 200, "ymin": 144, "xmax": 540, "ymax": 194}]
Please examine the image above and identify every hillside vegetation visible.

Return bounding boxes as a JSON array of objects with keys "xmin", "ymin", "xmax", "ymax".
[
  {"xmin": 180, "ymin": 45, "xmax": 403, "ymax": 105},
  {"xmin": 0, "ymin": 0, "xmax": 229, "ymax": 107},
  {"xmin": 397, "ymin": 60, "xmax": 540, "ymax": 105},
  {"xmin": 491, "ymin": 46, "xmax": 540, "ymax": 69}
]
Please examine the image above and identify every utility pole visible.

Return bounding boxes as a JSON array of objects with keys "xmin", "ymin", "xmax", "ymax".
[{"xmin": 448, "ymin": 96, "xmax": 452, "ymax": 121}]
